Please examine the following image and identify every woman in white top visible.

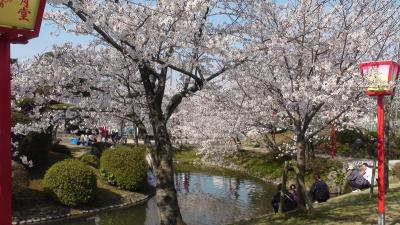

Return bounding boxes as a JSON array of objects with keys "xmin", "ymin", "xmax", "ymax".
[{"xmin": 361, "ymin": 163, "xmax": 374, "ymax": 185}]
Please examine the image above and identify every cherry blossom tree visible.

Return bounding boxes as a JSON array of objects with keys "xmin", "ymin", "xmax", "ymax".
[
  {"xmin": 230, "ymin": 0, "xmax": 400, "ymax": 211},
  {"xmin": 41, "ymin": 1, "xmax": 249, "ymax": 223},
  {"xmin": 12, "ymin": 45, "xmax": 145, "ymax": 135},
  {"xmin": 170, "ymin": 0, "xmax": 400, "ymax": 212},
  {"xmin": 14, "ymin": 0, "xmax": 400, "ymax": 220}
]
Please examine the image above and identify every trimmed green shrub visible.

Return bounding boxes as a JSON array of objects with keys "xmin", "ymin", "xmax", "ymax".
[
  {"xmin": 100, "ymin": 146, "xmax": 148, "ymax": 190},
  {"xmin": 43, "ymin": 159, "xmax": 97, "ymax": 206},
  {"xmin": 80, "ymin": 153, "xmax": 99, "ymax": 168},
  {"xmin": 18, "ymin": 132, "xmax": 52, "ymax": 166}
]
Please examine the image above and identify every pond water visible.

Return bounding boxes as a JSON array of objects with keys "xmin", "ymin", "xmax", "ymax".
[{"xmin": 46, "ymin": 166, "xmax": 276, "ymax": 225}]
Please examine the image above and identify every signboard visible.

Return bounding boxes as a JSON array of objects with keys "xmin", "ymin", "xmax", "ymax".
[
  {"xmin": 0, "ymin": 0, "xmax": 40, "ymax": 30},
  {"xmin": 360, "ymin": 61, "xmax": 400, "ymax": 95},
  {"xmin": 364, "ymin": 65, "xmax": 391, "ymax": 91}
]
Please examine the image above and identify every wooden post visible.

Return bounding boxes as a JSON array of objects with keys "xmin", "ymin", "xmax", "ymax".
[{"xmin": 278, "ymin": 161, "xmax": 289, "ymax": 214}]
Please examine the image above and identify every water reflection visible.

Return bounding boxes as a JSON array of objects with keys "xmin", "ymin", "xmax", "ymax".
[{"xmin": 46, "ymin": 168, "xmax": 275, "ymax": 225}]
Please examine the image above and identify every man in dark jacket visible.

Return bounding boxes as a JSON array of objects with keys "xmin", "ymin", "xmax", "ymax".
[
  {"xmin": 310, "ymin": 174, "xmax": 330, "ymax": 203},
  {"xmin": 346, "ymin": 164, "xmax": 370, "ymax": 191},
  {"xmin": 271, "ymin": 183, "xmax": 297, "ymax": 213}
]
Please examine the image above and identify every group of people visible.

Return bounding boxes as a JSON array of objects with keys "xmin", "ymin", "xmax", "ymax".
[
  {"xmin": 271, "ymin": 183, "xmax": 298, "ymax": 213},
  {"xmin": 271, "ymin": 174, "xmax": 330, "ymax": 213},
  {"xmin": 271, "ymin": 162, "xmax": 375, "ymax": 213},
  {"xmin": 71, "ymin": 127, "xmax": 122, "ymax": 146},
  {"xmin": 71, "ymin": 129, "xmax": 99, "ymax": 146},
  {"xmin": 346, "ymin": 163, "xmax": 374, "ymax": 192}
]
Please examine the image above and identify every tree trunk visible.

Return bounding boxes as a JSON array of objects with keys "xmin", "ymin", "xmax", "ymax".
[
  {"xmin": 135, "ymin": 127, "xmax": 139, "ymax": 146},
  {"xmin": 139, "ymin": 65, "xmax": 186, "ymax": 225},
  {"xmin": 278, "ymin": 161, "xmax": 289, "ymax": 214},
  {"xmin": 295, "ymin": 131, "xmax": 314, "ymax": 213},
  {"xmin": 152, "ymin": 120, "xmax": 186, "ymax": 225}
]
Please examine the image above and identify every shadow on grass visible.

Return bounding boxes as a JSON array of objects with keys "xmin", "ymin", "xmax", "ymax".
[
  {"xmin": 13, "ymin": 188, "xmax": 50, "ymax": 211},
  {"xmin": 29, "ymin": 151, "xmax": 72, "ymax": 180},
  {"xmin": 75, "ymin": 187, "xmax": 123, "ymax": 209}
]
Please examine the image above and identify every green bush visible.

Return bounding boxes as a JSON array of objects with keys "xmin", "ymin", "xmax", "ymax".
[
  {"xmin": 80, "ymin": 153, "xmax": 99, "ymax": 168},
  {"xmin": 43, "ymin": 159, "xmax": 97, "ymax": 206},
  {"xmin": 333, "ymin": 129, "xmax": 375, "ymax": 157},
  {"xmin": 18, "ymin": 132, "xmax": 52, "ymax": 166},
  {"xmin": 308, "ymin": 157, "xmax": 342, "ymax": 174},
  {"xmin": 100, "ymin": 146, "xmax": 148, "ymax": 190}
]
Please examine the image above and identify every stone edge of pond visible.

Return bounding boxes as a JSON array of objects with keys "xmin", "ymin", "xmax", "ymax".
[{"xmin": 12, "ymin": 194, "xmax": 153, "ymax": 225}]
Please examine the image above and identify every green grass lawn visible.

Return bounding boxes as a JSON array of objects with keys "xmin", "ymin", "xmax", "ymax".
[
  {"xmin": 174, "ymin": 148, "xmax": 199, "ymax": 165},
  {"xmin": 233, "ymin": 180, "xmax": 400, "ymax": 225}
]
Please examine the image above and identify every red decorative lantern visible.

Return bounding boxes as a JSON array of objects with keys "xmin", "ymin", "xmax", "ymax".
[
  {"xmin": 0, "ymin": 0, "xmax": 46, "ymax": 43},
  {"xmin": 0, "ymin": 1, "xmax": 46, "ymax": 224},
  {"xmin": 360, "ymin": 61, "xmax": 400, "ymax": 96},
  {"xmin": 359, "ymin": 60, "xmax": 400, "ymax": 225}
]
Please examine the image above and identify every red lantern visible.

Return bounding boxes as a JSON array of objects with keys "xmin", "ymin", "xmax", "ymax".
[
  {"xmin": 360, "ymin": 61, "xmax": 400, "ymax": 96},
  {"xmin": 0, "ymin": 1, "xmax": 46, "ymax": 224},
  {"xmin": 0, "ymin": 0, "xmax": 46, "ymax": 43},
  {"xmin": 359, "ymin": 60, "xmax": 400, "ymax": 225}
]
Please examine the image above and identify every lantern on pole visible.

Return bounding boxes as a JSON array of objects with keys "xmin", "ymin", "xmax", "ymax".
[
  {"xmin": 0, "ymin": 0, "xmax": 46, "ymax": 224},
  {"xmin": 360, "ymin": 60, "xmax": 400, "ymax": 225}
]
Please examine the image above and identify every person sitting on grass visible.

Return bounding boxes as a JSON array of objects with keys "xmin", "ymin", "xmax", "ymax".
[
  {"xmin": 361, "ymin": 162, "xmax": 374, "ymax": 186},
  {"xmin": 310, "ymin": 174, "xmax": 330, "ymax": 203},
  {"xmin": 346, "ymin": 164, "xmax": 370, "ymax": 192},
  {"xmin": 271, "ymin": 183, "xmax": 298, "ymax": 213},
  {"xmin": 289, "ymin": 184, "xmax": 299, "ymax": 203}
]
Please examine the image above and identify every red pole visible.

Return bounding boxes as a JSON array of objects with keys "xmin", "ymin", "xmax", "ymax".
[
  {"xmin": 377, "ymin": 95, "xmax": 385, "ymax": 225},
  {"xmin": 331, "ymin": 124, "xmax": 335, "ymax": 159},
  {"xmin": 0, "ymin": 36, "xmax": 12, "ymax": 225}
]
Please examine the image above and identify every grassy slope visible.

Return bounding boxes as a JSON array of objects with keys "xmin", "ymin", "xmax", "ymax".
[
  {"xmin": 174, "ymin": 149, "xmax": 343, "ymax": 185},
  {"xmin": 233, "ymin": 180, "xmax": 400, "ymax": 225}
]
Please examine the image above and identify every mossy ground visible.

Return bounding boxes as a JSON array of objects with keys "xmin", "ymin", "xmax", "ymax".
[{"xmin": 232, "ymin": 179, "xmax": 400, "ymax": 225}]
